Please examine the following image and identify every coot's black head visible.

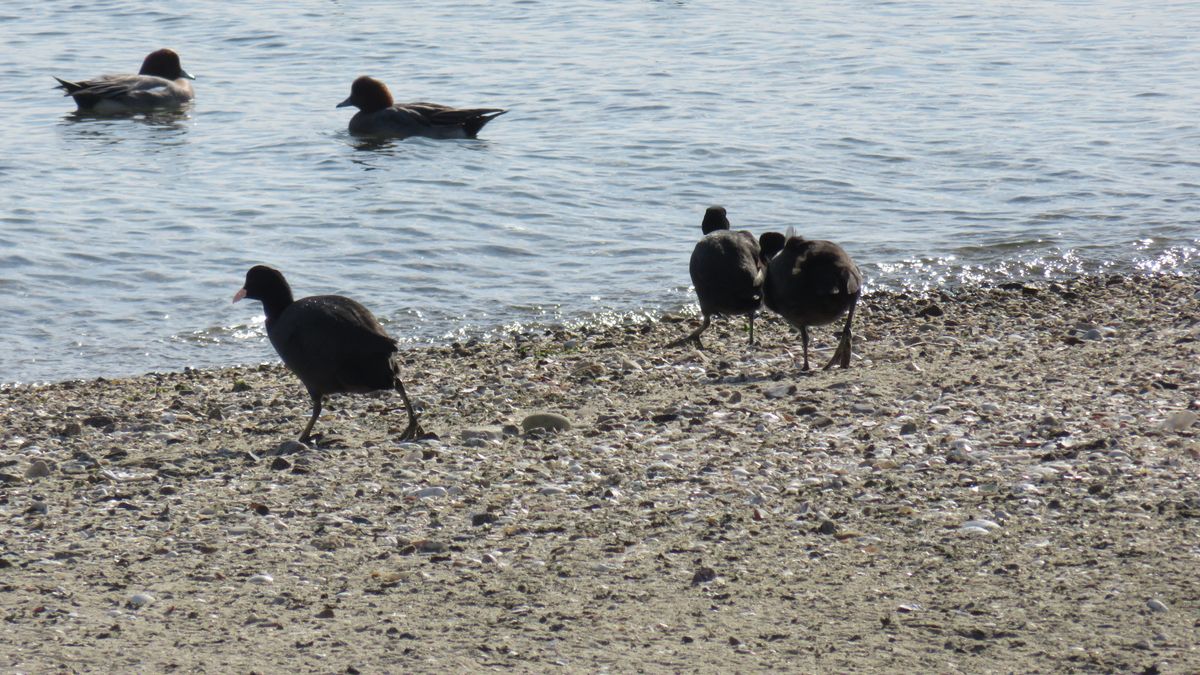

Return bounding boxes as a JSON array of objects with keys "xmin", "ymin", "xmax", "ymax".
[
  {"xmin": 139, "ymin": 48, "xmax": 194, "ymax": 80},
  {"xmin": 233, "ymin": 265, "xmax": 294, "ymax": 308},
  {"xmin": 759, "ymin": 231, "xmax": 786, "ymax": 260},
  {"xmin": 337, "ymin": 76, "xmax": 394, "ymax": 112},
  {"xmin": 701, "ymin": 206, "xmax": 730, "ymax": 235}
]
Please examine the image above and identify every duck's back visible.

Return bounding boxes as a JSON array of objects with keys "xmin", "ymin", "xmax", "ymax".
[
  {"xmin": 59, "ymin": 74, "xmax": 193, "ymax": 112},
  {"xmin": 268, "ymin": 295, "xmax": 399, "ymax": 395},
  {"xmin": 689, "ymin": 230, "xmax": 764, "ymax": 315},
  {"xmin": 350, "ymin": 104, "xmax": 505, "ymax": 139}
]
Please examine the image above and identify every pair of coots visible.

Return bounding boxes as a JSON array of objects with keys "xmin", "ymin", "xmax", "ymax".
[
  {"xmin": 671, "ymin": 206, "xmax": 862, "ymax": 371},
  {"xmin": 234, "ymin": 266, "xmax": 423, "ymax": 443}
]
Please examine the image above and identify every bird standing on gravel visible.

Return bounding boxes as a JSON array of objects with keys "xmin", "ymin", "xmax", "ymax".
[
  {"xmin": 669, "ymin": 206, "xmax": 768, "ymax": 348},
  {"xmin": 762, "ymin": 229, "xmax": 862, "ymax": 370},
  {"xmin": 233, "ymin": 265, "xmax": 424, "ymax": 443}
]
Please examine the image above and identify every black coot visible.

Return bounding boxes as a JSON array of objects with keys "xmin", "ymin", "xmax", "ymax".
[
  {"xmin": 762, "ymin": 231, "xmax": 862, "ymax": 370},
  {"xmin": 668, "ymin": 206, "xmax": 767, "ymax": 348},
  {"xmin": 233, "ymin": 265, "xmax": 424, "ymax": 442}
]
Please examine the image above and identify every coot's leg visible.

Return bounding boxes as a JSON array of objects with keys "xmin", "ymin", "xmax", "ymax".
[
  {"xmin": 666, "ymin": 314, "xmax": 711, "ymax": 349},
  {"xmin": 299, "ymin": 394, "xmax": 323, "ymax": 443},
  {"xmin": 824, "ymin": 295, "xmax": 859, "ymax": 370},
  {"xmin": 395, "ymin": 377, "xmax": 424, "ymax": 440}
]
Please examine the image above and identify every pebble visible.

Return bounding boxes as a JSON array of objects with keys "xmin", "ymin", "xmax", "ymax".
[
  {"xmin": 763, "ymin": 383, "xmax": 794, "ymax": 400},
  {"xmin": 461, "ymin": 428, "xmax": 503, "ymax": 442},
  {"xmin": 1146, "ymin": 598, "xmax": 1168, "ymax": 613},
  {"xmin": 962, "ymin": 519, "xmax": 1000, "ymax": 530},
  {"xmin": 539, "ymin": 486, "xmax": 567, "ymax": 495},
  {"xmin": 248, "ymin": 574, "xmax": 274, "ymax": 585},
  {"xmin": 1082, "ymin": 328, "xmax": 1103, "ymax": 341},
  {"xmin": 60, "ymin": 461, "xmax": 90, "ymax": 474},
  {"xmin": 521, "ymin": 412, "xmax": 572, "ymax": 433},
  {"xmin": 959, "ymin": 525, "xmax": 992, "ymax": 535},
  {"xmin": 276, "ymin": 440, "xmax": 309, "ymax": 455},
  {"xmin": 1162, "ymin": 411, "xmax": 1197, "ymax": 432},
  {"xmin": 25, "ymin": 460, "xmax": 51, "ymax": 479},
  {"xmin": 128, "ymin": 593, "xmax": 155, "ymax": 609},
  {"xmin": 411, "ymin": 487, "xmax": 448, "ymax": 499}
]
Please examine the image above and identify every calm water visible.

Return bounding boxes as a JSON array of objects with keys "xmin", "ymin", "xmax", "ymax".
[{"xmin": 1, "ymin": 1, "xmax": 1197, "ymax": 383}]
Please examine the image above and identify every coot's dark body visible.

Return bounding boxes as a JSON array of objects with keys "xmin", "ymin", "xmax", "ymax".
[
  {"xmin": 763, "ymin": 234, "xmax": 862, "ymax": 370},
  {"xmin": 670, "ymin": 206, "xmax": 766, "ymax": 348},
  {"xmin": 234, "ymin": 266, "xmax": 423, "ymax": 442}
]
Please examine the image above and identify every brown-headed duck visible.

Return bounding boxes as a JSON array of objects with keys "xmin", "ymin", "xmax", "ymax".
[
  {"xmin": 233, "ymin": 265, "xmax": 425, "ymax": 443},
  {"xmin": 668, "ymin": 206, "xmax": 769, "ymax": 349},
  {"xmin": 54, "ymin": 48, "xmax": 195, "ymax": 113},
  {"xmin": 762, "ymin": 229, "xmax": 862, "ymax": 370},
  {"xmin": 336, "ymin": 76, "xmax": 506, "ymax": 139}
]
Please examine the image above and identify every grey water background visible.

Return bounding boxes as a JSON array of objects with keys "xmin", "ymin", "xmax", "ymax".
[{"xmin": 0, "ymin": 1, "xmax": 1197, "ymax": 384}]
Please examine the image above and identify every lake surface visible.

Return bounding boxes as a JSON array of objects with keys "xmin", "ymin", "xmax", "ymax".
[{"xmin": 1, "ymin": 1, "xmax": 1197, "ymax": 383}]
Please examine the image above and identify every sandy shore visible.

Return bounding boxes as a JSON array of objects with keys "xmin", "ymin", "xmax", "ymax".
[{"xmin": 2, "ymin": 273, "xmax": 1199, "ymax": 673}]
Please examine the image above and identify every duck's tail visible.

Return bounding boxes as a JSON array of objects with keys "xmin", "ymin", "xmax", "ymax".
[
  {"xmin": 463, "ymin": 109, "xmax": 507, "ymax": 139},
  {"xmin": 53, "ymin": 77, "xmax": 83, "ymax": 95}
]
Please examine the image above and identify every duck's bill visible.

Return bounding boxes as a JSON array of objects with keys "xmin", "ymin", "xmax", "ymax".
[
  {"xmin": 336, "ymin": 96, "xmax": 353, "ymax": 108},
  {"xmin": 181, "ymin": 69, "xmax": 196, "ymax": 80},
  {"xmin": 232, "ymin": 288, "xmax": 247, "ymax": 303}
]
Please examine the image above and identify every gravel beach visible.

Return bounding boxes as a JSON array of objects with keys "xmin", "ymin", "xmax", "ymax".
[{"xmin": 2, "ymin": 273, "xmax": 1199, "ymax": 673}]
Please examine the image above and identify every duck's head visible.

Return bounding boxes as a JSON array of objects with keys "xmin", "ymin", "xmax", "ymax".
[
  {"xmin": 337, "ymin": 76, "xmax": 394, "ymax": 113},
  {"xmin": 140, "ymin": 48, "xmax": 194, "ymax": 80}
]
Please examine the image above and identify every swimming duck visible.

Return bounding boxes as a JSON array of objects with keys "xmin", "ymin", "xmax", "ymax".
[
  {"xmin": 54, "ymin": 48, "xmax": 195, "ymax": 113},
  {"xmin": 336, "ymin": 76, "xmax": 506, "ymax": 139}
]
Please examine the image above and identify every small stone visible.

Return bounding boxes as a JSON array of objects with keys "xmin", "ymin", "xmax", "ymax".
[
  {"xmin": 461, "ymin": 428, "xmax": 503, "ymax": 442},
  {"xmin": 810, "ymin": 415, "xmax": 834, "ymax": 429},
  {"xmin": 60, "ymin": 422, "xmax": 83, "ymax": 437},
  {"xmin": 415, "ymin": 540, "xmax": 446, "ymax": 553},
  {"xmin": 918, "ymin": 303, "xmax": 944, "ymax": 318},
  {"xmin": 1146, "ymin": 598, "xmax": 1168, "ymax": 613},
  {"xmin": 691, "ymin": 567, "xmax": 717, "ymax": 585},
  {"xmin": 539, "ymin": 486, "xmax": 567, "ymax": 495},
  {"xmin": 25, "ymin": 460, "xmax": 51, "ymax": 479},
  {"xmin": 899, "ymin": 422, "xmax": 918, "ymax": 435},
  {"xmin": 1082, "ymin": 328, "xmax": 1103, "ymax": 341},
  {"xmin": 83, "ymin": 415, "xmax": 115, "ymax": 429},
  {"xmin": 270, "ymin": 457, "xmax": 292, "ymax": 471},
  {"xmin": 1162, "ymin": 411, "xmax": 1197, "ymax": 432},
  {"xmin": 817, "ymin": 520, "xmax": 838, "ymax": 535},
  {"xmin": 471, "ymin": 512, "xmax": 498, "ymax": 527},
  {"xmin": 128, "ymin": 593, "xmax": 155, "ymax": 609},
  {"xmin": 521, "ymin": 413, "xmax": 572, "ymax": 433},
  {"xmin": 247, "ymin": 574, "xmax": 274, "ymax": 585},
  {"xmin": 850, "ymin": 403, "xmax": 875, "ymax": 414},
  {"xmin": 275, "ymin": 440, "xmax": 309, "ymax": 455},
  {"xmin": 962, "ymin": 519, "xmax": 1000, "ymax": 531},
  {"xmin": 764, "ymin": 383, "xmax": 794, "ymax": 400},
  {"xmin": 412, "ymin": 487, "xmax": 447, "ymax": 499}
]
